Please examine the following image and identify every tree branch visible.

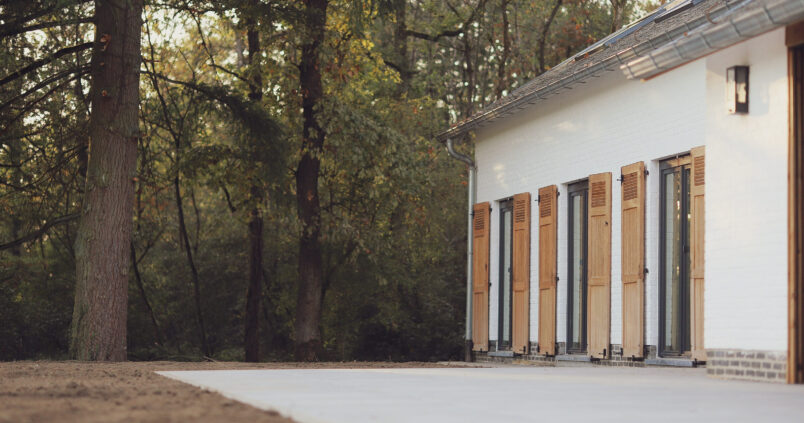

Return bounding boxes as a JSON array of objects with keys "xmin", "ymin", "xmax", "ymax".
[
  {"xmin": 210, "ymin": 64, "xmax": 254, "ymax": 89},
  {"xmin": 0, "ymin": 42, "xmax": 93, "ymax": 89},
  {"xmin": 220, "ymin": 184, "xmax": 237, "ymax": 213},
  {"xmin": 404, "ymin": 28, "xmax": 462, "ymax": 42},
  {"xmin": 404, "ymin": 0, "xmax": 488, "ymax": 42},
  {"xmin": 0, "ymin": 66, "xmax": 89, "ymax": 111},
  {"xmin": 0, "ymin": 17, "xmax": 93, "ymax": 38},
  {"xmin": 0, "ymin": 213, "xmax": 80, "ymax": 251}
]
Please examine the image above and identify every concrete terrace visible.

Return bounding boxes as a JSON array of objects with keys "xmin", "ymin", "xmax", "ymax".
[{"xmin": 158, "ymin": 366, "xmax": 804, "ymax": 423}]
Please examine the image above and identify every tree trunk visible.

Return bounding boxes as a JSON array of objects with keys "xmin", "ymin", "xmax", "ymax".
[
  {"xmin": 461, "ymin": 36, "xmax": 476, "ymax": 118},
  {"xmin": 3, "ymin": 31, "xmax": 25, "ymax": 258},
  {"xmin": 294, "ymin": 0, "xmax": 328, "ymax": 362},
  {"xmin": 609, "ymin": 0, "xmax": 628, "ymax": 33},
  {"xmin": 174, "ymin": 174, "xmax": 209, "ymax": 357},
  {"xmin": 130, "ymin": 243, "xmax": 162, "ymax": 346},
  {"xmin": 538, "ymin": 0, "xmax": 562, "ymax": 75},
  {"xmin": 70, "ymin": 0, "xmax": 142, "ymax": 361},
  {"xmin": 245, "ymin": 187, "xmax": 264, "ymax": 361},
  {"xmin": 244, "ymin": 23, "xmax": 265, "ymax": 363},
  {"xmin": 393, "ymin": 0, "xmax": 410, "ymax": 95},
  {"xmin": 7, "ymin": 139, "xmax": 22, "ymax": 257},
  {"xmin": 495, "ymin": 0, "xmax": 510, "ymax": 99}
]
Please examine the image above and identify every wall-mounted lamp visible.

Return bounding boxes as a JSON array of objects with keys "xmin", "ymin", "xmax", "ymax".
[{"xmin": 726, "ymin": 66, "xmax": 749, "ymax": 114}]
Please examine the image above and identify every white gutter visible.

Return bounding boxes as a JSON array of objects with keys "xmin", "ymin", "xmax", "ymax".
[
  {"xmin": 622, "ymin": 0, "xmax": 804, "ymax": 79},
  {"xmin": 446, "ymin": 138, "xmax": 476, "ymax": 362}
]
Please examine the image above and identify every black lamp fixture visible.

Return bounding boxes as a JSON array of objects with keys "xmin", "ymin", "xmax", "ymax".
[{"xmin": 726, "ymin": 65, "xmax": 749, "ymax": 114}]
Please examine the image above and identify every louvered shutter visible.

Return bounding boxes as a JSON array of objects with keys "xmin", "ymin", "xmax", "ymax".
[
  {"xmin": 512, "ymin": 193, "xmax": 531, "ymax": 354},
  {"xmin": 472, "ymin": 202, "xmax": 491, "ymax": 352},
  {"xmin": 588, "ymin": 172, "xmax": 612, "ymax": 359},
  {"xmin": 621, "ymin": 162, "xmax": 645, "ymax": 358},
  {"xmin": 690, "ymin": 147, "xmax": 706, "ymax": 361},
  {"xmin": 538, "ymin": 186, "xmax": 557, "ymax": 356}
]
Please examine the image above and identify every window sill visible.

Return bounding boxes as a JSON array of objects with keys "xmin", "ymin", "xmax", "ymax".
[
  {"xmin": 556, "ymin": 354, "xmax": 592, "ymax": 362},
  {"xmin": 488, "ymin": 351, "xmax": 515, "ymax": 358},
  {"xmin": 645, "ymin": 357, "xmax": 699, "ymax": 367}
]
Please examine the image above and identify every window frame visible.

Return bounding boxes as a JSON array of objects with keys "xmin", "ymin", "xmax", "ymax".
[
  {"xmin": 566, "ymin": 181, "xmax": 589, "ymax": 354},
  {"xmin": 658, "ymin": 155, "xmax": 693, "ymax": 358},
  {"xmin": 497, "ymin": 199, "xmax": 514, "ymax": 351}
]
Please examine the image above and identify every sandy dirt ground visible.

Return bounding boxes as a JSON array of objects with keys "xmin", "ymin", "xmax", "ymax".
[{"xmin": 0, "ymin": 361, "xmax": 447, "ymax": 423}]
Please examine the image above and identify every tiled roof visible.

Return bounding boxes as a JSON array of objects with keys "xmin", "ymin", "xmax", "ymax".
[{"xmin": 622, "ymin": 0, "xmax": 804, "ymax": 79}]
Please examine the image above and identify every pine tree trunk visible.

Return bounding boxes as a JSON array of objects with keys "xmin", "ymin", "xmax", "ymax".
[
  {"xmin": 130, "ymin": 243, "xmax": 162, "ymax": 346},
  {"xmin": 244, "ymin": 23, "xmax": 264, "ymax": 363},
  {"xmin": 294, "ymin": 0, "xmax": 328, "ymax": 362},
  {"xmin": 538, "ymin": 0, "xmax": 562, "ymax": 75},
  {"xmin": 245, "ymin": 191, "xmax": 263, "ymax": 361},
  {"xmin": 70, "ymin": 0, "xmax": 142, "ymax": 361},
  {"xmin": 4, "ymin": 32, "xmax": 25, "ymax": 258},
  {"xmin": 609, "ymin": 0, "xmax": 627, "ymax": 33},
  {"xmin": 495, "ymin": 0, "xmax": 510, "ymax": 99},
  {"xmin": 174, "ymin": 174, "xmax": 209, "ymax": 356},
  {"xmin": 8, "ymin": 140, "xmax": 22, "ymax": 257},
  {"xmin": 392, "ymin": 0, "xmax": 410, "ymax": 95}
]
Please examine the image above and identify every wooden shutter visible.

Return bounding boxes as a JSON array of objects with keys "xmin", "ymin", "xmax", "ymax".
[
  {"xmin": 690, "ymin": 147, "xmax": 706, "ymax": 361},
  {"xmin": 538, "ymin": 186, "xmax": 557, "ymax": 355},
  {"xmin": 621, "ymin": 162, "xmax": 645, "ymax": 358},
  {"xmin": 512, "ymin": 193, "xmax": 531, "ymax": 354},
  {"xmin": 472, "ymin": 202, "xmax": 491, "ymax": 351},
  {"xmin": 588, "ymin": 172, "xmax": 612, "ymax": 359}
]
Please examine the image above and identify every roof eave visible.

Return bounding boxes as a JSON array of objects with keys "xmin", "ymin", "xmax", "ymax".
[{"xmin": 621, "ymin": 0, "xmax": 804, "ymax": 80}]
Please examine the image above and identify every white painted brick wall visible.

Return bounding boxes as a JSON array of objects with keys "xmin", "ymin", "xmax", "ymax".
[
  {"xmin": 703, "ymin": 29, "xmax": 788, "ymax": 351},
  {"xmin": 475, "ymin": 28, "xmax": 788, "ymax": 353}
]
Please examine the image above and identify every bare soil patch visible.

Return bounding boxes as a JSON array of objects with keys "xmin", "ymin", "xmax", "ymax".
[{"xmin": 0, "ymin": 361, "xmax": 445, "ymax": 423}]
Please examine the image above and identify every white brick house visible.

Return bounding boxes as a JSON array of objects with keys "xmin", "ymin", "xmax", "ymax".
[{"xmin": 440, "ymin": 0, "xmax": 804, "ymax": 383}]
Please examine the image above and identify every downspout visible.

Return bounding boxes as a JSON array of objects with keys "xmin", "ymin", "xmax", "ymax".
[{"xmin": 446, "ymin": 138, "xmax": 476, "ymax": 362}]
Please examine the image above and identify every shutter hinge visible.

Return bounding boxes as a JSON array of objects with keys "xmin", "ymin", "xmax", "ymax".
[
  {"xmin": 555, "ymin": 276, "xmax": 560, "ymax": 282},
  {"xmin": 617, "ymin": 174, "xmax": 624, "ymax": 183},
  {"xmin": 536, "ymin": 195, "xmax": 540, "ymax": 203},
  {"xmin": 644, "ymin": 267, "xmax": 649, "ymax": 275},
  {"xmin": 556, "ymin": 191, "xmax": 560, "ymax": 197},
  {"xmin": 645, "ymin": 169, "xmax": 650, "ymax": 176}
]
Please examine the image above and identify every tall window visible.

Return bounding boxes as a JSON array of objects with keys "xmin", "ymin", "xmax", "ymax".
[
  {"xmin": 567, "ymin": 182, "xmax": 588, "ymax": 353},
  {"xmin": 498, "ymin": 200, "xmax": 513, "ymax": 350},
  {"xmin": 660, "ymin": 156, "xmax": 692, "ymax": 356}
]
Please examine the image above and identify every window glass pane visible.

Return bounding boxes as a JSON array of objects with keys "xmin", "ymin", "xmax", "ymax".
[
  {"xmin": 501, "ymin": 209, "xmax": 513, "ymax": 346},
  {"xmin": 567, "ymin": 187, "xmax": 587, "ymax": 353},
  {"xmin": 661, "ymin": 165, "xmax": 695, "ymax": 356},
  {"xmin": 571, "ymin": 195, "xmax": 583, "ymax": 346},
  {"xmin": 663, "ymin": 170, "xmax": 683, "ymax": 352}
]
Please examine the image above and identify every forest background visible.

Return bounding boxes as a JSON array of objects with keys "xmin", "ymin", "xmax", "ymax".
[{"xmin": 0, "ymin": 0, "xmax": 650, "ymax": 362}]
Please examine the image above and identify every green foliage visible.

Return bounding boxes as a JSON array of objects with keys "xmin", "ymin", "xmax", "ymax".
[{"xmin": 1, "ymin": 0, "xmax": 645, "ymax": 362}]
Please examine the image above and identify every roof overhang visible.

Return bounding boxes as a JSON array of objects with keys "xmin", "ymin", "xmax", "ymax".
[{"xmin": 621, "ymin": 0, "xmax": 804, "ymax": 80}]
